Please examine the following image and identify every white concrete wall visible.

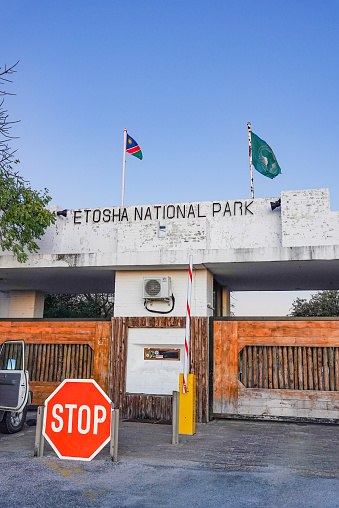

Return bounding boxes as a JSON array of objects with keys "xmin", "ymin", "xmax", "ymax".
[
  {"xmin": 281, "ymin": 189, "xmax": 339, "ymax": 247},
  {"xmin": 53, "ymin": 198, "xmax": 281, "ymax": 255},
  {"xmin": 0, "ymin": 197, "xmax": 282, "ymax": 268},
  {"xmin": 125, "ymin": 328, "xmax": 185, "ymax": 395},
  {"xmin": 114, "ymin": 269, "xmax": 213, "ymax": 317}
]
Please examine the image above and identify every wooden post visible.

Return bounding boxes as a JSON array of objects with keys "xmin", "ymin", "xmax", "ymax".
[
  {"xmin": 221, "ymin": 287, "xmax": 231, "ymax": 316},
  {"xmin": 172, "ymin": 391, "xmax": 179, "ymax": 445},
  {"xmin": 34, "ymin": 406, "xmax": 45, "ymax": 457},
  {"xmin": 110, "ymin": 409, "xmax": 119, "ymax": 462}
]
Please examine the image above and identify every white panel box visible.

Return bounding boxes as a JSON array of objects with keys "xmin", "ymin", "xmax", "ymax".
[{"xmin": 125, "ymin": 328, "xmax": 185, "ymax": 395}]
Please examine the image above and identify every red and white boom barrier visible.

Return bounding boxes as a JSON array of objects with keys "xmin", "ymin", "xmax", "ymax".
[{"xmin": 183, "ymin": 255, "xmax": 193, "ymax": 394}]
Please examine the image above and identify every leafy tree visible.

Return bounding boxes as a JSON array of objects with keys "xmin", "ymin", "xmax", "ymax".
[
  {"xmin": 0, "ymin": 62, "xmax": 55, "ymax": 262},
  {"xmin": 43, "ymin": 294, "xmax": 114, "ymax": 318},
  {"xmin": 289, "ymin": 290, "xmax": 339, "ymax": 317}
]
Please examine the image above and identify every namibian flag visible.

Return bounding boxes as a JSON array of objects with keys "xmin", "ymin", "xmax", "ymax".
[{"xmin": 126, "ymin": 134, "xmax": 143, "ymax": 160}]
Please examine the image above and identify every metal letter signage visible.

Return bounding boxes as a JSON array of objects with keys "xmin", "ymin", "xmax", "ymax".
[
  {"xmin": 43, "ymin": 379, "xmax": 112, "ymax": 461},
  {"xmin": 73, "ymin": 201, "xmax": 254, "ymax": 225}
]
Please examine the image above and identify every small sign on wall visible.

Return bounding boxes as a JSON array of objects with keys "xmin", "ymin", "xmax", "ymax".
[{"xmin": 144, "ymin": 348, "xmax": 180, "ymax": 360}]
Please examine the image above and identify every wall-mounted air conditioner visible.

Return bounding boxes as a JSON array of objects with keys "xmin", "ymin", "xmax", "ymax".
[{"xmin": 143, "ymin": 277, "xmax": 171, "ymax": 300}]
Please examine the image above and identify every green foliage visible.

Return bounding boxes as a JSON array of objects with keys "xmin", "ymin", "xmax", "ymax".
[
  {"xmin": 43, "ymin": 293, "xmax": 114, "ymax": 318},
  {"xmin": 0, "ymin": 161, "xmax": 55, "ymax": 262},
  {"xmin": 289, "ymin": 290, "xmax": 339, "ymax": 317}
]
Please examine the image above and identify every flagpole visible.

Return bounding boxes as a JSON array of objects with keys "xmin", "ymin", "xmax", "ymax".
[
  {"xmin": 247, "ymin": 122, "xmax": 254, "ymax": 199},
  {"xmin": 121, "ymin": 128, "xmax": 127, "ymax": 206}
]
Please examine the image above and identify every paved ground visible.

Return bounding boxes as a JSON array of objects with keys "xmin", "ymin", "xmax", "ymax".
[{"xmin": 1, "ymin": 411, "xmax": 339, "ymax": 507}]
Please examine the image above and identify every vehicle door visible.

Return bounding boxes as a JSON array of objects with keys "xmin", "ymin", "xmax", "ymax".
[{"xmin": 0, "ymin": 340, "xmax": 29, "ymax": 412}]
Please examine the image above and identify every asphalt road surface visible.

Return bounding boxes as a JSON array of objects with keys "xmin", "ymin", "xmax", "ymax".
[{"xmin": 1, "ymin": 412, "xmax": 339, "ymax": 507}]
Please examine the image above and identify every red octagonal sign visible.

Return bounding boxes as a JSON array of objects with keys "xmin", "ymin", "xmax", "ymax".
[{"xmin": 43, "ymin": 379, "xmax": 112, "ymax": 461}]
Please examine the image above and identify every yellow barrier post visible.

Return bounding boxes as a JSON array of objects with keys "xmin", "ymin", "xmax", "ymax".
[{"xmin": 179, "ymin": 373, "xmax": 196, "ymax": 435}]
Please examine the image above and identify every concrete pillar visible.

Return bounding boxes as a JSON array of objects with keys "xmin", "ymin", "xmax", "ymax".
[
  {"xmin": 222, "ymin": 287, "xmax": 231, "ymax": 316},
  {"xmin": 8, "ymin": 291, "xmax": 45, "ymax": 318},
  {"xmin": 0, "ymin": 292, "xmax": 11, "ymax": 318}
]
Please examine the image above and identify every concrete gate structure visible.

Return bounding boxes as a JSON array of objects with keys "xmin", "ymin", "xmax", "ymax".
[{"xmin": 0, "ymin": 188, "xmax": 339, "ymax": 422}]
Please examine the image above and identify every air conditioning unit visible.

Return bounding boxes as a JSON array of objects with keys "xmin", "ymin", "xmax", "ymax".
[{"xmin": 143, "ymin": 277, "xmax": 171, "ymax": 300}]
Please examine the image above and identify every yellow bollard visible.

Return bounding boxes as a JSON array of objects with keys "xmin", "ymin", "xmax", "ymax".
[{"xmin": 178, "ymin": 373, "xmax": 196, "ymax": 435}]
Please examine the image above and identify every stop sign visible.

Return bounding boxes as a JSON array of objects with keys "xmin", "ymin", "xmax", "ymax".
[{"xmin": 43, "ymin": 379, "xmax": 113, "ymax": 461}]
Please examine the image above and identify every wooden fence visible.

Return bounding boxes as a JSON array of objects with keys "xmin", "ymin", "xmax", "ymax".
[
  {"xmin": 239, "ymin": 345, "xmax": 339, "ymax": 391},
  {"xmin": 0, "ymin": 342, "xmax": 94, "ymax": 381},
  {"xmin": 26, "ymin": 343, "xmax": 94, "ymax": 382},
  {"xmin": 0, "ymin": 317, "xmax": 209, "ymax": 422}
]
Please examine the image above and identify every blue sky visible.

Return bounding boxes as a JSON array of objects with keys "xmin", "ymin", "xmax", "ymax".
[{"xmin": 2, "ymin": 1, "xmax": 338, "ymax": 313}]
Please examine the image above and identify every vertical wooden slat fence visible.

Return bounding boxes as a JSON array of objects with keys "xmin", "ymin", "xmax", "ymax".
[
  {"xmin": 24, "ymin": 343, "xmax": 94, "ymax": 382},
  {"xmin": 239, "ymin": 345, "xmax": 339, "ymax": 391}
]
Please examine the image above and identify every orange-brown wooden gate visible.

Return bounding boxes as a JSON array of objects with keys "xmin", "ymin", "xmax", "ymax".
[
  {"xmin": 0, "ymin": 319, "xmax": 111, "ymax": 405},
  {"xmin": 0, "ymin": 317, "xmax": 209, "ymax": 423},
  {"xmin": 212, "ymin": 318, "xmax": 339, "ymax": 422}
]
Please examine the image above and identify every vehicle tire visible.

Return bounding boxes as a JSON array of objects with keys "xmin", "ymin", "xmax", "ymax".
[{"xmin": 0, "ymin": 406, "xmax": 27, "ymax": 434}]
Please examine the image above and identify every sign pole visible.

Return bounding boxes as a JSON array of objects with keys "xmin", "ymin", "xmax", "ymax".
[
  {"xmin": 183, "ymin": 255, "xmax": 193, "ymax": 394},
  {"xmin": 110, "ymin": 408, "xmax": 119, "ymax": 462},
  {"xmin": 121, "ymin": 129, "xmax": 127, "ymax": 206},
  {"xmin": 171, "ymin": 390, "xmax": 179, "ymax": 445},
  {"xmin": 248, "ymin": 122, "xmax": 254, "ymax": 199},
  {"xmin": 34, "ymin": 405, "xmax": 45, "ymax": 457}
]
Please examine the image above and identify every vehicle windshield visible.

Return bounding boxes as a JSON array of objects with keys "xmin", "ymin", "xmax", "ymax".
[{"xmin": 0, "ymin": 342, "xmax": 24, "ymax": 370}]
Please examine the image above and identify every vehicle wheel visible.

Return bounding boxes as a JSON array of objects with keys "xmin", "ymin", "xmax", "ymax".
[{"xmin": 0, "ymin": 406, "xmax": 27, "ymax": 434}]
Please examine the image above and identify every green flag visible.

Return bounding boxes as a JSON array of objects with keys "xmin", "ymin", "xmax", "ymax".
[{"xmin": 251, "ymin": 132, "xmax": 281, "ymax": 179}]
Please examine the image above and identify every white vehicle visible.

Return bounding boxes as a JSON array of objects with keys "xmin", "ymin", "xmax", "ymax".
[{"xmin": 0, "ymin": 340, "xmax": 31, "ymax": 433}]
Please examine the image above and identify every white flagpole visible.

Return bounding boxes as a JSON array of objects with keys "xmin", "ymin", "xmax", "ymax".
[
  {"xmin": 183, "ymin": 255, "xmax": 193, "ymax": 394},
  {"xmin": 121, "ymin": 129, "xmax": 127, "ymax": 206},
  {"xmin": 247, "ymin": 122, "xmax": 254, "ymax": 199}
]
